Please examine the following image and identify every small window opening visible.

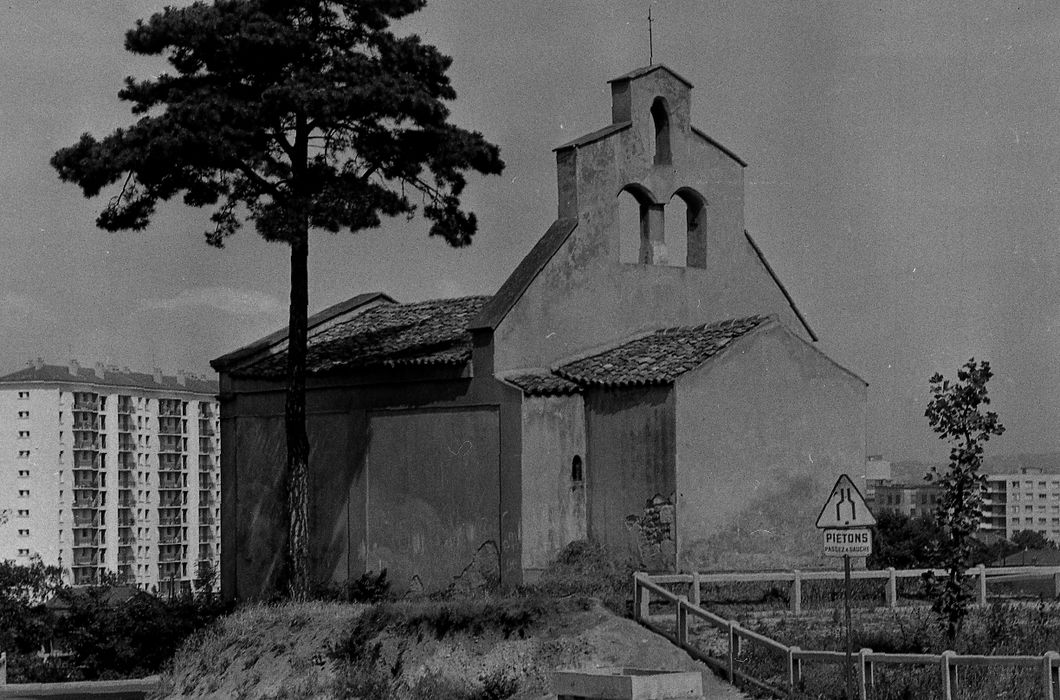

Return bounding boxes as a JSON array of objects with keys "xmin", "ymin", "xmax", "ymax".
[
  {"xmin": 571, "ymin": 455, "xmax": 584, "ymax": 483},
  {"xmin": 651, "ymin": 97, "xmax": 672, "ymax": 165}
]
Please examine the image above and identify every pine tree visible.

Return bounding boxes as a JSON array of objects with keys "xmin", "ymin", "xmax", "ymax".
[{"xmin": 51, "ymin": 0, "xmax": 504, "ymax": 598}]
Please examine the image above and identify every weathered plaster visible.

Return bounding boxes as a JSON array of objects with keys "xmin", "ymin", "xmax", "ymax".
[
  {"xmin": 584, "ymin": 385, "xmax": 676, "ymax": 571},
  {"xmin": 674, "ymin": 323, "xmax": 867, "ymax": 571},
  {"xmin": 520, "ymin": 394, "xmax": 587, "ymax": 577}
]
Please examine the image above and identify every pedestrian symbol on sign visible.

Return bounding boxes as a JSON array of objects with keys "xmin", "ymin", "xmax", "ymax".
[{"xmin": 815, "ymin": 474, "xmax": 876, "ymax": 529}]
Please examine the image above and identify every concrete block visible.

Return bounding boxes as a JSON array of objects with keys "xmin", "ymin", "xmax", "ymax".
[{"xmin": 552, "ymin": 667, "xmax": 703, "ymax": 699}]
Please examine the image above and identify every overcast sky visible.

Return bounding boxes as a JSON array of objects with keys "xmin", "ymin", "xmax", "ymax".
[{"xmin": 1, "ymin": 1, "xmax": 1058, "ymax": 462}]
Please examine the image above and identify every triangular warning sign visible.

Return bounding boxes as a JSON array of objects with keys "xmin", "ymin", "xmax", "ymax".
[{"xmin": 815, "ymin": 474, "xmax": 876, "ymax": 528}]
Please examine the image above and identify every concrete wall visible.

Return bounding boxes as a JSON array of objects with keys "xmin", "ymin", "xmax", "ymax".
[
  {"xmin": 520, "ymin": 394, "xmax": 586, "ymax": 577},
  {"xmin": 494, "ymin": 69, "xmax": 807, "ymax": 372},
  {"xmin": 584, "ymin": 385, "xmax": 677, "ymax": 571},
  {"xmin": 674, "ymin": 322, "xmax": 867, "ymax": 571},
  {"xmin": 219, "ymin": 365, "xmax": 524, "ymax": 600}
]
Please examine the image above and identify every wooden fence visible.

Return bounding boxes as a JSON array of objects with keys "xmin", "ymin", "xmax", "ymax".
[
  {"xmin": 647, "ymin": 564, "xmax": 1060, "ymax": 614},
  {"xmin": 633, "ymin": 568, "xmax": 1060, "ymax": 699}
]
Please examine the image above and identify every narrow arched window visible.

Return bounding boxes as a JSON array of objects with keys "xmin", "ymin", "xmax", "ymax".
[
  {"xmin": 651, "ymin": 97, "xmax": 671, "ymax": 165},
  {"xmin": 571, "ymin": 455, "xmax": 584, "ymax": 483}
]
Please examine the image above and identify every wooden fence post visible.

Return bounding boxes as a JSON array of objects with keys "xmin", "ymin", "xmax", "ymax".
[
  {"xmin": 690, "ymin": 570, "xmax": 701, "ymax": 607},
  {"xmin": 857, "ymin": 648, "xmax": 871, "ymax": 700},
  {"xmin": 977, "ymin": 564, "xmax": 987, "ymax": 605},
  {"xmin": 1045, "ymin": 651, "xmax": 1059, "ymax": 700},
  {"xmin": 789, "ymin": 645, "xmax": 801, "ymax": 692},
  {"xmin": 791, "ymin": 569, "xmax": 802, "ymax": 615},
  {"xmin": 886, "ymin": 567, "xmax": 897, "ymax": 608},
  {"xmin": 941, "ymin": 650, "xmax": 956, "ymax": 699},
  {"xmin": 635, "ymin": 574, "xmax": 649, "ymax": 621},
  {"xmin": 0, "ymin": 651, "xmax": 6, "ymax": 685},
  {"xmin": 727, "ymin": 622, "xmax": 737, "ymax": 682},
  {"xmin": 677, "ymin": 601, "xmax": 688, "ymax": 647}
]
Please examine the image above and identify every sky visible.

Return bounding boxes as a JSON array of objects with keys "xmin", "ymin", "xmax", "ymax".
[{"xmin": 0, "ymin": 1, "xmax": 1058, "ymax": 462}]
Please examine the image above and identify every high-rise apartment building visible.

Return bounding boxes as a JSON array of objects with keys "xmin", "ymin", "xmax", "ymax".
[
  {"xmin": 874, "ymin": 466, "xmax": 1060, "ymax": 544},
  {"xmin": 0, "ymin": 359, "xmax": 219, "ymax": 593}
]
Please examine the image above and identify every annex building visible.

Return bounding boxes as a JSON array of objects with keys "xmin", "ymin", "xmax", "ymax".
[
  {"xmin": 212, "ymin": 65, "xmax": 867, "ymax": 598},
  {"xmin": 0, "ymin": 360, "xmax": 220, "ymax": 594}
]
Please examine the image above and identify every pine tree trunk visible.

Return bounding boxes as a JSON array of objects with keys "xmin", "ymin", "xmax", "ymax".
[{"xmin": 285, "ymin": 230, "xmax": 311, "ymax": 600}]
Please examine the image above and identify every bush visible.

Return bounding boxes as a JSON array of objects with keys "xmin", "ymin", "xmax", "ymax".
[
  {"xmin": 311, "ymin": 569, "xmax": 391, "ymax": 604},
  {"xmin": 531, "ymin": 540, "xmax": 634, "ymax": 613}
]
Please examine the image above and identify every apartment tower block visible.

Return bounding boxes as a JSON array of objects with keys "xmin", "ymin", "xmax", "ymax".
[{"xmin": 0, "ymin": 359, "xmax": 219, "ymax": 593}]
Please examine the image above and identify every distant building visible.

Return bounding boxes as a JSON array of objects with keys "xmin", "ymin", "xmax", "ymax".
[
  {"xmin": 872, "ymin": 466, "xmax": 1060, "ymax": 544},
  {"xmin": 863, "ymin": 455, "xmax": 892, "ymax": 506},
  {"xmin": 213, "ymin": 64, "xmax": 868, "ymax": 599},
  {"xmin": 0, "ymin": 359, "xmax": 219, "ymax": 594}
]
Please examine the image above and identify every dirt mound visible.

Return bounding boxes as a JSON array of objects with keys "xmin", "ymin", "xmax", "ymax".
[{"xmin": 153, "ymin": 598, "xmax": 745, "ymax": 699}]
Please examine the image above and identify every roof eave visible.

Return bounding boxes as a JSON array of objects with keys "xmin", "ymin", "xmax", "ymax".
[{"xmin": 211, "ymin": 291, "xmax": 395, "ymax": 372}]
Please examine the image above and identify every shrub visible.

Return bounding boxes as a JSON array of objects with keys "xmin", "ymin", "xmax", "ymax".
[
  {"xmin": 311, "ymin": 569, "xmax": 391, "ymax": 604},
  {"xmin": 532, "ymin": 540, "xmax": 634, "ymax": 613}
]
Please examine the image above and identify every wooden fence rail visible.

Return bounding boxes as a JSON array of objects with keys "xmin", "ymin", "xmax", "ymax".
[
  {"xmin": 647, "ymin": 564, "xmax": 1060, "ymax": 614},
  {"xmin": 633, "ymin": 570, "xmax": 1060, "ymax": 699}
]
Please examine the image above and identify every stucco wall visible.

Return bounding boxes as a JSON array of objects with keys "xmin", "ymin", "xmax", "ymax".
[
  {"xmin": 584, "ymin": 385, "xmax": 677, "ymax": 571},
  {"xmin": 365, "ymin": 407, "xmax": 500, "ymax": 591},
  {"xmin": 674, "ymin": 323, "xmax": 867, "ymax": 571},
  {"xmin": 219, "ymin": 367, "xmax": 524, "ymax": 601},
  {"xmin": 494, "ymin": 69, "xmax": 808, "ymax": 372},
  {"xmin": 520, "ymin": 394, "xmax": 586, "ymax": 576}
]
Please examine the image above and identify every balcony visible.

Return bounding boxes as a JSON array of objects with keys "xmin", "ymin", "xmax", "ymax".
[
  {"xmin": 158, "ymin": 417, "xmax": 184, "ymax": 435},
  {"xmin": 158, "ymin": 534, "xmax": 185, "ymax": 545},
  {"xmin": 158, "ymin": 473, "xmax": 183, "ymax": 490},
  {"xmin": 117, "ymin": 398, "xmax": 135, "ymax": 414},
  {"xmin": 73, "ymin": 533, "xmax": 100, "ymax": 547},
  {"xmin": 158, "ymin": 550, "xmax": 184, "ymax": 563},
  {"xmin": 199, "ymin": 515, "xmax": 217, "ymax": 525},
  {"xmin": 72, "ymin": 418, "xmax": 99, "ymax": 430},
  {"xmin": 199, "ymin": 438, "xmax": 216, "ymax": 453},
  {"xmin": 198, "ymin": 478, "xmax": 218, "ymax": 490},
  {"xmin": 74, "ymin": 513, "xmax": 100, "ymax": 527},
  {"xmin": 72, "ymin": 396, "xmax": 98, "ymax": 411},
  {"xmin": 158, "ymin": 437, "xmax": 184, "ymax": 454},
  {"xmin": 199, "ymin": 527, "xmax": 216, "ymax": 541},
  {"xmin": 73, "ymin": 496, "xmax": 100, "ymax": 509},
  {"xmin": 198, "ymin": 422, "xmax": 216, "ymax": 436},
  {"xmin": 73, "ymin": 475, "xmax": 100, "ymax": 489},
  {"xmin": 73, "ymin": 438, "xmax": 100, "ymax": 451},
  {"xmin": 158, "ymin": 494, "xmax": 184, "ymax": 508},
  {"xmin": 158, "ymin": 515, "xmax": 184, "ymax": 526},
  {"xmin": 117, "ymin": 494, "xmax": 135, "ymax": 508},
  {"xmin": 158, "ymin": 401, "xmax": 184, "ymax": 417},
  {"xmin": 72, "ymin": 553, "xmax": 98, "ymax": 567},
  {"xmin": 198, "ymin": 456, "xmax": 216, "ymax": 470},
  {"xmin": 73, "ymin": 455, "xmax": 99, "ymax": 469}
]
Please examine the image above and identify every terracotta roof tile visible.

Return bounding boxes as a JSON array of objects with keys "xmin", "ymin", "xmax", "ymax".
[
  {"xmin": 236, "ymin": 296, "xmax": 492, "ymax": 378},
  {"xmin": 503, "ymin": 371, "xmax": 582, "ymax": 396},
  {"xmin": 555, "ymin": 315, "xmax": 771, "ymax": 387}
]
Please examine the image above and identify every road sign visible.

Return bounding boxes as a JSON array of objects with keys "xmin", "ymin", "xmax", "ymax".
[
  {"xmin": 815, "ymin": 474, "xmax": 876, "ymax": 529},
  {"xmin": 823, "ymin": 528, "xmax": 872, "ymax": 557}
]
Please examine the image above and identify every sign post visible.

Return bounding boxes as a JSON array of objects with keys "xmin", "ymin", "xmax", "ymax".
[{"xmin": 816, "ymin": 475, "xmax": 877, "ymax": 700}]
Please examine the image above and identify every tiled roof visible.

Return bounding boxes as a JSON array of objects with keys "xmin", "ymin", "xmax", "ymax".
[
  {"xmin": 212, "ymin": 292, "xmax": 392, "ymax": 371},
  {"xmin": 236, "ymin": 295, "xmax": 492, "ymax": 378},
  {"xmin": 0, "ymin": 364, "xmax": 217, "ymax": 394},
  {"xmin": 503, "ymin": 371, "xmax": 582, "ymax": 396},
  {"xmin": 555, "ymin": 316, "xmax": 771, "ymax": 387}
]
